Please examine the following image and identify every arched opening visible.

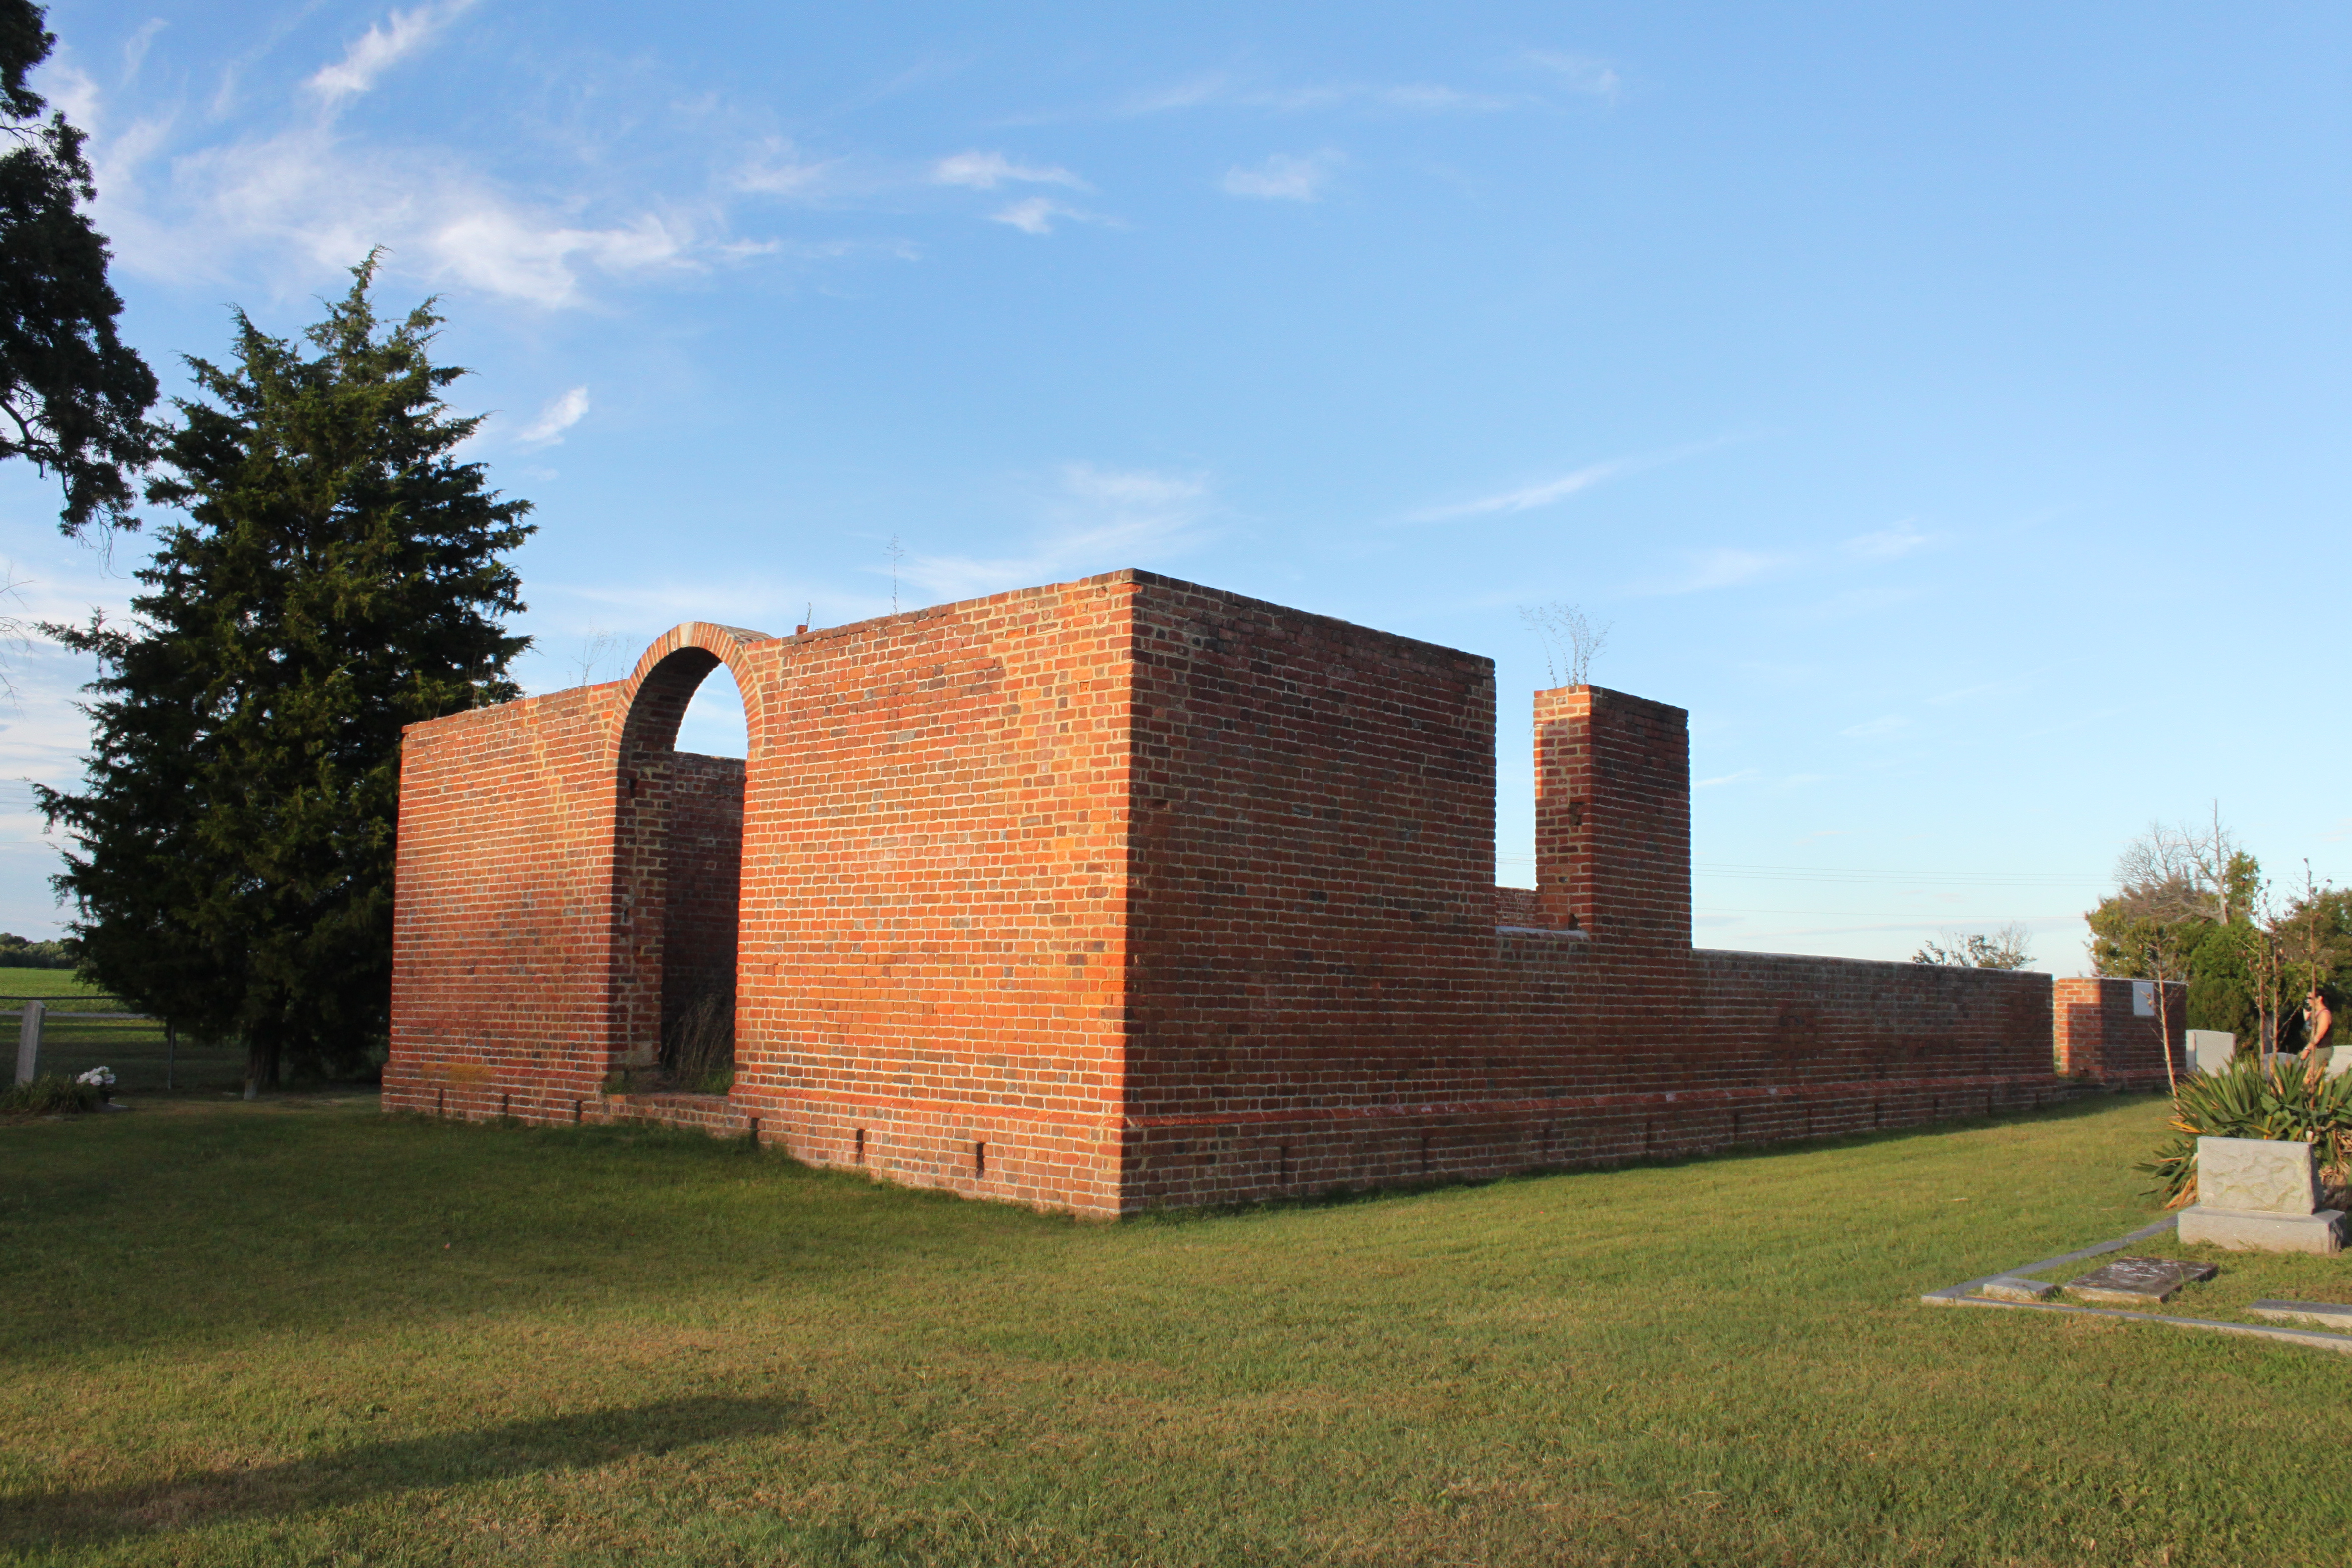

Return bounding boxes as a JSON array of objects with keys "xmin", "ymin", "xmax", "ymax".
[{"xmin": 615, "ymin": 641, "xmax": 755, "ymax": 1095}]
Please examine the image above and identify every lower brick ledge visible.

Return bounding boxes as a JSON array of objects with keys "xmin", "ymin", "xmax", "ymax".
[{"xmin": 1127, "ymin": 1074, "xmax": 2085, "ymax": 1129}]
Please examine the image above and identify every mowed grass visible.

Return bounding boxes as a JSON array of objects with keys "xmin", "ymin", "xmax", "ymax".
[
  {"xmin": 0, "ymin": 970, "xmax": 110, "ymax": 999},
  {"xmin": 3, "ymin": 1095, "xmax": 2348, "ymax": 1567}
]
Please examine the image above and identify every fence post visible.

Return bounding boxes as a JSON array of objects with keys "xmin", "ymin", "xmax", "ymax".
[
  {"xmin": 166, "ymin": 1022, "xmax": 177, "ymax": 1091},
  {"xmin": 14, "ymin": 1000, "xmax": 41, "ymax": 1086}
]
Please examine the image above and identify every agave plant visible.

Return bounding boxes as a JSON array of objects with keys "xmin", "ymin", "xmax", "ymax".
[{"xmin": 2140, "ymin": 1056, "xmax": 2352, "ymax": 1208}]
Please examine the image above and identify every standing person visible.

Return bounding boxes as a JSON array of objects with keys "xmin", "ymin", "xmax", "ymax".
[{"xmin": 2301, "ymin": 989, "xmax": 2334, "ymax": 1076}]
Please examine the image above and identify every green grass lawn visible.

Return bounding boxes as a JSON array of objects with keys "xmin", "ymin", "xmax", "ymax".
[
  {"xmin": 3, "ymin": 1093, "xmax": 2347, "ymax": 1567},
  {"xmin": 0, "ymin": 969, "xmax": 109, "ymax": 999}
]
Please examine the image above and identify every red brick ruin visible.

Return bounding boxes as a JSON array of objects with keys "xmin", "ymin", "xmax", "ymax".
[{"xmin": 385, "ymin": 570, "xmax": 2180, "ymax": 1216}]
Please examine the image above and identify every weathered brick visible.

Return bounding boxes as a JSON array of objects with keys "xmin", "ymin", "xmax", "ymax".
[{"xmin": 386, "ymin": 571, "xmax": 2108, "ymax": 1217}]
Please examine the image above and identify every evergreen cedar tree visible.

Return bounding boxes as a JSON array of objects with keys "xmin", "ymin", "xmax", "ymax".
[
  {"xmin": 0, "ymin": 0, "xmax": 157, "ymax": 534},
  {"xmin": 39, "ymin": 258, "xmax": 535, "ymax": 1091}
]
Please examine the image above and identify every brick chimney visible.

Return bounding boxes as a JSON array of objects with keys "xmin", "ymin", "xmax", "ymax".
[{"xmin": 1532, "ymin": 686, "xmax": 1691, "ymax": 947}]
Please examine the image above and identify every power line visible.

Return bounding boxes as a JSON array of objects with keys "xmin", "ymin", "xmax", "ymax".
[
  {"xmin": 1496, "ymin": 854, "xmax": 2105, "ymax": 889},
  {"xmin": 1694, "ymin": 908, "xmax": 2080, "ymax": 920}
]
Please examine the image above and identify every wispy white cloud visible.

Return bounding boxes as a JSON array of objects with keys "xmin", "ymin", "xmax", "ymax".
[
  {"xmin": 933, "ymin": 150, "xmax": 1087, "ymax": 190},
  {"xmin": 897, "ymin": 463, "xmax": 1213, "ymax": 603},
  {"xmin": 1839, "ymin": 715, "xmax": 1912, "ymax": 739},
  {"xmin": 1220, "ymin": 151, "xmax": 1339, "ymax": 201},
  {"xmin": 1522, "ymin": 51, "xmax": 1621, "ymax": 98},
  {"xmin": 1795, "ymin": 585, "xmax": 1920, "ymax": 620},
  {"xmin": 78, "ymin": 78, "xmax": 747, "ymax": 307},
  {"xmin": 990, "ymin": 196, "xmax": 1105, "ymax": 235},
  {"xmin": 1695, "ymin": 769, "xmax": 1760, "ymax": 789},
  {"xmin": 56, "ymin": 13, "xmax": 885, "ymax": 310},
  {"xmin": 1656, "ymin": 547, "xmax": 1783, "ymax": 594},
  {"xmin": 1119, "ymin": 74, "xmax": 1231, "ymax": 115},
  {"xmin": 307, "ymin": 0, "xmax": 476, "ymax": 106},
  {"xmin": 735, "ymin": 137, "xmax": 840, "ymax": 197},
  {"xmin": 1926, "ymin": 678, "xmax": 2026, "ymax": 707},
  {"xmin": 1845, "ymin": 519, "xmax": 1933, "ymax": 561},
  {"xmin": 1119, "ymin": 76, "xmax": 1524, "ymax": 117},
  {"xmin": 41, "ymin": 61, "xmax": 98, "ymax": 130},
  {"xmin": 121, "ymin": 19, "xmax": 167, "ymax": 83},
  {"xmin": 1412, "ymin": 457, "xmax": 1633, "ymax": 521},
  {"xmin": 514, "ymin": 386, "xmax": 588, "ymax": 449},
  {"xmin": 431, "ymin": 207, "xmax": 694, "ymax": 302},
  {"xmin": 1407, "ymin": 435, "xmax": 1743, "ymax": 523}
]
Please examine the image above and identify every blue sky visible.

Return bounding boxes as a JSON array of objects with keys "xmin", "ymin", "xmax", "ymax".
[{"xmin": 2, "ymin": 1, "xmax": 2346, "ymax": 968}]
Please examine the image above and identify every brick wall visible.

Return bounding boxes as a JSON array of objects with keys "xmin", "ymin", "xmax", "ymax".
[
  {"xmin": 2054, "ymin": 976, "xmax": 2187, "ymax": 1086},
  {"xmin": 659, "ymin": 752, "xmax": 745, "ymax": 1047},
  {"xmin": 731, "ymin": 579, "xmax": 1137, "ymax": 1215},
  {"xmin": 1494, "ymin": 887, "xmax": 1559, "ymax": 929},
  {"xmin": 1110, "ymin": 577, "xmax": 2072, "ymax": 1209},
  {"xmin": 386, "ymin": 682, "xmax": 629, "ymax": 1122},
  {"xmin": 389, "ymin": 569, "xmax": 2086, "ymax": 1216}
]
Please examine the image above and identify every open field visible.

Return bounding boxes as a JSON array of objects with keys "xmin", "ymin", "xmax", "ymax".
[
  {"xmin": 1, "ymin": 974, "xmax": 247, "ymax": 1094},
  {"xmin": 0, "ymin": 970, "xmax": 109, "ymax": 999},
  {"xmin": 3, "ymin": 1093, "xmax": 2348, "ymax": 1567}
]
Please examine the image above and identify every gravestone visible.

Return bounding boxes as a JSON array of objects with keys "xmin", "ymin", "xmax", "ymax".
[
  {"xmin": 12, "ymin": 1000, "xmax": 38, "ymax": 1086},
  {"xmin": 2063, "ymin": 1256, "xmax": 2217, "ymax": 1306},
  {"xmin": 2177, "ymin": 1136, "xmax": 2347, "ymax": 1255},
  {"xmin": 2184, "ymin": 1029, "xmax": 2236, "ymax": 1076},
  {"xmin": 1976, "ymin": 1276, "xmax": 2057, "ymax": 1303}
]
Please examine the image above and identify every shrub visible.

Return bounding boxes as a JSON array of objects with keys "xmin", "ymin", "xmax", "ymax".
[
  {"xmin": 0, "ymin": 1074, "xmax": 100, "ymax": 1116},
  {"xmin": 2139, "ymin": 1055, "xmax": 2352, "ymax": 1207}
]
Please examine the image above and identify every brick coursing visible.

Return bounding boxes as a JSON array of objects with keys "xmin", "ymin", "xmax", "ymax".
[
  {"xmin": 388, "ymin": 570, "xmax": 2102, "ymax": 1216},
  {"xmin": 2053, "ymin": 976, "xmax": 2186, "ymax": 1087}
]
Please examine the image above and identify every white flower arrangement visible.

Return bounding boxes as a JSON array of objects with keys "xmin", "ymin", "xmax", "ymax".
[{"xmin": 76, "ymin": 1066, "xmax": 116, "ymax": 1088}]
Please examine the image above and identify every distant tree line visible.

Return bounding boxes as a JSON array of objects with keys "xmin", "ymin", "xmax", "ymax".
[
  {"xmin": 0, "ymin": 932, "xmax": 76, "ymax": 968},
  {"xmin": 1913, "ymin": 924, "xmax": 2035, "ymax": 970}
]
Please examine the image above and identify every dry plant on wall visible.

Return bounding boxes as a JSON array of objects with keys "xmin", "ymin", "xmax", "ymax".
[
  {"xmin": 569, "ymin": 628, "xmax": 629, "ymax": 688},
  {"xmin": 1518, "ymin": 602, "xmax": 1611, "ymax": 688}
]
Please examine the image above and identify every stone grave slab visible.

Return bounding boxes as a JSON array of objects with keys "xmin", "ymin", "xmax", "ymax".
[
  {"xmin": 2198, "ymin": 1136, "xmax": 2320, "ymax": 1214},
  {"xmin": 2245, "ymin": 1300, "xmax": 2352, "ymax": 1330},
  {"xmin": 2062, "ymin": 1256, "xmax": 2217, "ymax": 1306},
  {"xmin": 1975, "ymin": 1276, "xmax": 2057, "ymax": 1303},
  {"xmin": 2184, "ymin": 1029, "xmax": 2236, "ymax": 1075}
]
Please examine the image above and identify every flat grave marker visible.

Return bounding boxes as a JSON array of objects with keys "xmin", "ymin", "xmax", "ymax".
[{"xmin": 2062, "ymin": 1256, "xmax": 2218, "ymax": 1307}]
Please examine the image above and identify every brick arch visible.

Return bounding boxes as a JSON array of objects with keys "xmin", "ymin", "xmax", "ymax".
[
  {"xmin": 617, "ymin": 621, "xmax": 775, "ymax": 759},
  {"xmin": 609, "ymin": 622, "xmax": 774, "ymax": 1070}
]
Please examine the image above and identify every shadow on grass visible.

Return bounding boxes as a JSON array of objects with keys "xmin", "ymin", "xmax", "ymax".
[{"xmin": 1, "ymin": 1393, "xmax": 813, "ymax": 1548}]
